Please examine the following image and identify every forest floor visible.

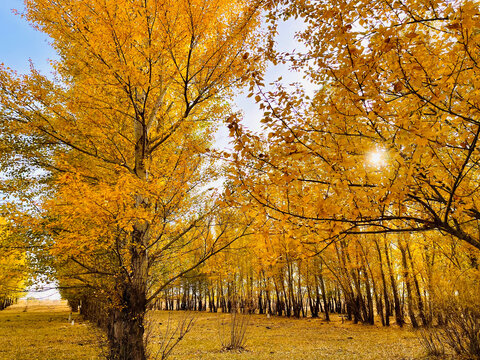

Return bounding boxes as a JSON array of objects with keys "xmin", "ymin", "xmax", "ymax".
[{"xmin": 0, "ymin": 300, "xmax": 437, "ymax": 359}]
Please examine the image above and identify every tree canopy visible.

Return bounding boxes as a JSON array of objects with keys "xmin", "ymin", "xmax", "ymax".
[{"xmin": 229, "ymin": 0, "xmax": 480, "ymax": 251}]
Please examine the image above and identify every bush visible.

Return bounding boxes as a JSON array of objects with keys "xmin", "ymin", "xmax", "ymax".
[
  {"xmin": 418, "ymin": 328, "xmax": 445, "ymax": 357},
  {"xmin": 442, "ymin": 305, "xmax": 480, "ymax": 359},
  {"xmin": 218, "ymin": 304, "xmax": 249, "ymax": 352},
  {"xmin": 145, "ymin": 312, "xmax": 195, "ymax": 360},
  {"xmin": 419, "ymin": 268, "xmax": 480, "ymax": 359}
]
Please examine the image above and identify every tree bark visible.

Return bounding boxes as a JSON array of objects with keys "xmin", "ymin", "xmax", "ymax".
[
  {"xmin": 107, "ymin": 111, "xmax": 149, "ymax": 360},
  {"xmin": 318, "ymin": 272, "xmax": 330, "ymax": 321},
  {"xmin": 108, "ymin": 284, "xmax": 146, "ymax": 360},
  {"xmin": 407, "ymin": 244, "xmax": 428, "ymax": 326}
]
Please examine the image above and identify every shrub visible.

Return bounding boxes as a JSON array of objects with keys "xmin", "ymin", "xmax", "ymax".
[{"xmin": 218, "ymin": 303, "xmax": 250, "ymax": 352}]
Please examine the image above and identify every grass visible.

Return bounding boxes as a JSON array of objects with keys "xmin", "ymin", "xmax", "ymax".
[
  {"xmin": 0, "ymin": 300, "xmax": 103, "ymax": 360},
  {"xmin": 147, "ymin": 311, "xmax": 426, "ymax": 360},
  {"xmin": 0, "ymin": 301, "xmax": 428, "ymax": 359}
]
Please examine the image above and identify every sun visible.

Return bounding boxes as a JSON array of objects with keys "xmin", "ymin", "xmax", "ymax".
[{"xmin": 367, "ymin": 149, "xmax": 387, "ymax": 167}]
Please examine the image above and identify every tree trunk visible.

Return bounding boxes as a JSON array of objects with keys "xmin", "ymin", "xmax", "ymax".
[
  {"xmin": 361, "ymin": 263, "xmax": 375, "ymax": 325},
  {"xmin": 108, "ymin": 292, "xmax": 146, "ymax": 360},
  {"xmin": 318, "ymin": 273, "xmax": 330, "ymax": 321},
  {"xmin": 384, "ymin": 239, "xmax": 404, "ymax": 327},
  {"xmin": 407, "ymin": 245, "xmax": 428, "ymax": 326},
  {"xmin": 399, "ymin": 241, "xmax": 418, "ymax": 328},
  {"xmin": 374, "ymin": 239, "xmax": 390, "ymax": 326},
  {"xmin": 106, "ymin": 111, "xmax": 149, "ymax": 360}
]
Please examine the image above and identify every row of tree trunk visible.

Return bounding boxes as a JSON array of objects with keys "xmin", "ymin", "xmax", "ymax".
[
  {"xmin": 0, "ymin": 296, "xmax": 16, "ymax": 310},
  {"xmin": 149, "ymin": 237, "xmax": 443, "ymax": 328}
]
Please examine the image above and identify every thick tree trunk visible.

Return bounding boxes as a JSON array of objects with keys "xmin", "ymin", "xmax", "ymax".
[
  {"xmin": 350, "ymin": 266, "xmax": 368, "ymax": 323},
  {"xmin": 107, "ymin": 111, "xmax": 149, "ymax": 360},
  {"xmin": 108, "ymin": 292, "xmax": 146, "ymax": 360},
  {"xmin": 108, "ymin": 224, "xmax": 148, "ymax": 360}
]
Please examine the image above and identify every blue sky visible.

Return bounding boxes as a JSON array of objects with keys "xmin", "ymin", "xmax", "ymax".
[{"xmin": 0, "ymin": 0, "xmax": 55, "ymax": 74}]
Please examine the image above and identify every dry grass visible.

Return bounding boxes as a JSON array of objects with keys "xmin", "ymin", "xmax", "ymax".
[
  {"xmin": 0, "ymin": 300, "xmax": 103, "ymax": 360},
  {"xmin": 147, "ymin": 312, "xmax": 426, "ymax": 360},
  {"xmin": 0, "ymin": 301, "xmax": 429, "ymax": 360}
]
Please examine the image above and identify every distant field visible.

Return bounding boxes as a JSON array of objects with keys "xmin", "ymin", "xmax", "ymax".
[{"xmin": 0, "ymin": 301, "xmax": 428, "ymax": 359}]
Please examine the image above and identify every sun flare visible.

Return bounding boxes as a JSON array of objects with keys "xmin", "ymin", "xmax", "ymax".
[{"xmin": 367, "ymin": 149, "xmax": 387, "ymax": 167}]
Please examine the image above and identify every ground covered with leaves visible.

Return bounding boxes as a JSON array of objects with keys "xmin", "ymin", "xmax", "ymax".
[{"xmin": 0, "ymin": 301, "xmax": 438, "ymax": 359}]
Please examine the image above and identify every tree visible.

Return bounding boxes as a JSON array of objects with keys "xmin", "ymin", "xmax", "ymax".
[
  {"xmin": 229, "ymin": 0, "xmax": 480, "ymax": 252},
  {"xmin": 0, "ymin": 218, "xmax": 26, "ymax": 310},
  {"xmin": 0, "ymin": 0, "xmax": 261, "ymax": 359}
]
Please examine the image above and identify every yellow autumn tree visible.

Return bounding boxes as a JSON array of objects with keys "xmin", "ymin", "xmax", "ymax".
[
  {"xmin": 230, "ymin": 0, "xmax": 480, "ymax": 251},
  {"xmin": 0, "ymin": 0, "xmax": 262, "ymax": 359},
  {"xmin": 0, "ymin": 218, "xmax": 26, "ymax": 310}
]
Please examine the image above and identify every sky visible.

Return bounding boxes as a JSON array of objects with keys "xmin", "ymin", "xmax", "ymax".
[
  {"xmin": 0, "ymin": 1, "xmax": 308, "ymax": 300},
  {"xmin": 0, "ymin": 0, "xmax": 56, "ymax": 74}
]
